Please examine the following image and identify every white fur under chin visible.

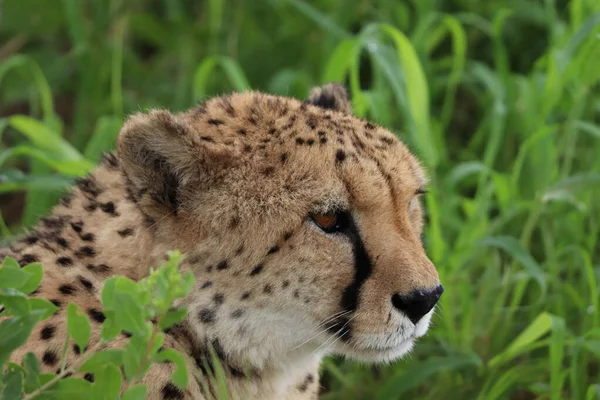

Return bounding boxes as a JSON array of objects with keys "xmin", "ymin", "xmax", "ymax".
[{"xmin": 333, "ymin": 308, "xmax": 435, "ymax": 364}]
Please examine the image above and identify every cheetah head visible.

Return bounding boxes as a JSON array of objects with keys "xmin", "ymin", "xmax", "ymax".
[{"xmin": 117, "ymin": 83, "xmax": 442, "ymax": 367}]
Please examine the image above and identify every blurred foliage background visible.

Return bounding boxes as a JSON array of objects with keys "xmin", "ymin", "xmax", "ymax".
[{"xmin": 1, "ymin": 0, "xmax": 600, "ymax": 399}]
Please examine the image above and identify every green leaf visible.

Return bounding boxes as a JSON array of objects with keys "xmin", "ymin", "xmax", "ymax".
[
  {"xmin": 22, "ymin": 352, "xmax": 41, "ymax": 393},
  {"xmin": 41, "ymin": 377, "xmax": 93, "ymax": 398},
  {"xmin": 67, "ymin": 303, "xmax": 91, "ymax": 354},
  {"xmin": 100, "ymin": 315, "xmax": 121, "ymax": 342},
  {"xmin": 122, "ymin": 384, "xmax": 148, "ymax": 400},
  {"xmin": 0, "ymin": 365, "xmax": 23, "ymax": 400},
  {"xmin": 489, "ymin": 312, "xmax": 554, "ymax": 367},
  {"xmin": 0, "ymin": 259, "xmax": 30, "ymax": 289},
  {"xmin": 28, "ymin": 298, "xmax": 60, "ymax": 320},
  {"xmin": 83, "ymin": 116, "xmax": 122, "ymax": 163},
  {"xmin": 374, "ymin": 354, "xmax": 480, "ymax": 399},
  {"xmin": 79, "ymin": 349, "xmax": 124, "ymax": 374},
  {"xmin": 113, "ymin": 291, "xmax": 147, "ymax": 337},
  {"xmin": 477, "ymin": 236, "xmax": 547, "ymax": 294},
  {"xmin": 91, "ymin": 365, "xmax": 122, "ymax": 400},
  {"xmin": 123, "ymin": 335, "xmax": 147, "ymax": 382},
  {"xmin": 156, "ymin": 349, "xmax": 189, "ymax": 389},
  {"xmin": 8, "ymin": 115, "xmax": 87, "ymax": 162},
  {"xmin": 19, "ymin": 263, "xmax": 44, "ymax": 295},
  {"xmin": 100, "ymin": 277, "xmax": 117, "ymax": 310},
  {"xmin": 0, "ymin": 288, "xmax": 30, "ymax": 316},
  {"xmin": 158, "ymin": 308, "xmax": 188, "ymax": 331},
  {"xmin": 1, "ymin": 256, "xmax": 20, "ymax": 269}
]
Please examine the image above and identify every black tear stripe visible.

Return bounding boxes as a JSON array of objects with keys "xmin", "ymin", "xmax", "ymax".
[{"xmin": 327, "ymin": 212, "xmax": 373, "ymax": 341}]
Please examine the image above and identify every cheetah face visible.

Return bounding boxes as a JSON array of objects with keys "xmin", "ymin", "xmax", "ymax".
[{"xmin": 118, "ymin": 84, "xmax": 442, "ymax": 365}]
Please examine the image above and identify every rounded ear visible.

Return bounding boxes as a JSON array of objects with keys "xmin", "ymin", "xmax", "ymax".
[
  {"xmin": 117, "ymin": 109, "xmax": 232, "ymax": 218},
  {"xmin": 304, "ymin": 82, "xmax": 352, "ymax": 114}
]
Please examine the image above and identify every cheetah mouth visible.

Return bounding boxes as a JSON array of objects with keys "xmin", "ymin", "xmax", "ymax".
[{"xmin": 335, "ymin": 337, "xmax": 417, "ymax": 363}]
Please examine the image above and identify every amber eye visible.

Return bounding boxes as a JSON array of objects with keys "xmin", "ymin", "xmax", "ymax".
[{"xmin": 310, "ymin": 212, "xmax": 348, "ymax": 233}]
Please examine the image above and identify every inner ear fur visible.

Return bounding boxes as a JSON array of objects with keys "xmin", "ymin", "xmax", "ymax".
[
  {"xmin": 117, "ymin": 109, "xmax": 231, "ymax": 218},
  {"xmin": 304, "ymin": 82, "xmax": 352, "ymax": 114}
]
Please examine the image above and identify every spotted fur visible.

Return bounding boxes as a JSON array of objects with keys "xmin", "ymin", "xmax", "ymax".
[{"xmin": 4, "ymin": 83, "xmax": 441, "ymax": 399}]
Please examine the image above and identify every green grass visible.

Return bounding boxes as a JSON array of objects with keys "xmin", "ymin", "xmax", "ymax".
[{"xmin": 1, "ymin": 0, "xmax": 599, "ymax": 398}]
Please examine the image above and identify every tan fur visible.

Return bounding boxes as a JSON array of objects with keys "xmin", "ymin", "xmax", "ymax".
[{"xmin": 3, "ymin": 83, "xmax": 441, "ymax": 399}]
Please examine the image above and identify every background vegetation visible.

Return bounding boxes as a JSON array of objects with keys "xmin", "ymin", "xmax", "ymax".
[{"xmin": 1, "ymin": 0, "xmax": 599, "ymax": 399}]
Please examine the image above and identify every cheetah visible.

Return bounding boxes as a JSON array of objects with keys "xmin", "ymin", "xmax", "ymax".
[{"xmin": 3, "ymin": 83, "xmax": 443, "ymax": 399}]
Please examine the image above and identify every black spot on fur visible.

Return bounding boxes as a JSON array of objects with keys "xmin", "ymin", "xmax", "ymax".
[
  {"xmin": 50, "ymin": 299, "xmax": 61, "ymax": 308},
  {"xmin": 40, "ymin": 325, "xmax": 55, "ymax": 340},
  {"xmin": 229, "ymin": 216, "xmax": 240, "ymax": 229},
  {"xmin": 161, "ymin": 382, "xmax": 184, "ymax": 400},
  {"xmin": 336, "ymin": 149, "xmax": 346, "ymax": 163},
  {"xmin": 76, "ymin": 177, "xmax": 102, "ymax": 198},
  {"xmin": 75, "ymin": 246, "xmax": 96, "ymax": 258},
  {"xmin": 235, "ymin": 245, "xmax": 244, "ymax": 256},
  {"xmin": 41, "ymin": 217, "xmax": 65, "ymax": 230},
  {"xmin": 19, "ymin": 254, "xmax": 39, "ymax": 266},
  {"xmin": 365, "ymin": 121, "xmax": 376, "ymax": 130},
  {"xmin": 86, "ymin": 264, "xmax": 111, "ymax": 274},
  {"xmin": 238, "ymin": 128, "xmax": 247, "ymax": 136},
  {"xmin": 56, "ymin": 257, "xmax": 73, "ymax": 267},
  {"xmin": 208, "ymin": 119, "xmax": 224, "ymax": 126},
  {"xmin": 101, "ymin": 152, "xmax": 119, "ymax": 169},
  {"xmin": 201, "ymin": 281, "xmax": 212, "ymax": 289},
  {"xmin": 213, "ymin": 293, "xmax": 225, "ymax": 306},
  {"xmin": 23, "ymin": 236, "xmax": 39, "ymax": 245},
  {"xmin": 73, "ymin": 344, "xmax": 82, "ymax": 355},
  {"xmin": 60, "ymin": 194, "xmax": 72, "ymax": 207},
  {"xmin": 230, "ymin": 309, "xmax": 244, "ymax": 318},
  {"xmin": 84, "ymin": 373, "xmax": 95, "ymax": 382},
  {"xmin": 293, "ymin": 290, "xmax": 300, "ymax": 298},
  {"xmin": 216, "ymin": 260, "xmax": 229, "ymax": 270},
  {"xmin": 78, "ymin": 276, "xmax": 94, "ymax": 292},
  {"xmin": 100, "ymin": 202, "xmax": 118, "ymax": 216},
  {"xmin": 249, "ymin": 264, "xmax": 264, "ymax": 276},
  {"xmin": 306, "ymin": 138, "xmax": 315, "ymax": 146},
  {"xmin": 298, "ymin": 373, "xmax": 315, "ymax": 392},
  {"xmin": 117, "ymin": 228, "xmax": 134, "ymax": 237},
  {"xmin": 283, "ymin": 231, "xmax": 293, "ymax": 241},
  {"xmin": 88, "ymin": 308, "xmax": 106, "ymax": 323},
  {"xmin": 55, "ymin": 237, "xmax": 69, "ymax": 248},
  {"xmin": 280, "ymin": 153, "xmax": 288, "ymax": 164},
  {"xmin": 199, "ymin": 309, "xmax": 216, "ymax": 324},
  {"xmin": 262, "ymin": 166, "xmax": 275, "ymax": 177},
  {"xmin": 263, "ymin": 284, "xmax": 273, "ymax": 294},
  {"xmin": 282, "ymin": 280, "xmax": 290, "ymax": 288},
  {"xmin": 296, "ymin": 138, "xmax": 305, "ymax": 145},
  {"xmin": 80, "ymin": 232, "xmax": 95, "ymax": 242},
  {"xmin": 59, "ymin": 284, "xmax": 76, "ymax": 295},
  {"xmin": 267, "ymin": 245, "xmax": 279, "ymax": 254},
  {"xmin": 84, "ymin": 203, "xmax": 97, "ymax": 212},
  {"xmin": 200, "ymin": 136, "xmax": 214, "ymax": 142},
  {"xmin": 241, "ymin": 292, "xmax": 251, "ymax": 301},
  {"xmin": 220, "ymin": 98, "xmax": 236, "ymax": 116},
  {"xmin": 70, "ymin": 221, "xmax": 83, "ymax": 233},
  {"xmin": 42, "ymin": 350, "xmax": 58, "ymax": 366}
]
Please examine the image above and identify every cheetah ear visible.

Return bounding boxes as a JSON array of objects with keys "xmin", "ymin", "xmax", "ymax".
[
  {"xmin": 117, "ymin": 109, "xmax": 233, "ymax": 218},
  {"xmin": 304, "ymin": 82, "xmax": 352, "ymax": 114}
]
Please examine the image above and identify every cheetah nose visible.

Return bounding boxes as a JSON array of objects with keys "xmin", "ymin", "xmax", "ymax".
[{"xmin": 391, "ymin": 284, "xmax": 444, "ymax": 324}]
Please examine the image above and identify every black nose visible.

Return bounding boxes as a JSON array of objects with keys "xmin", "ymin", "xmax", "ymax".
[{"xmin": 391, "ymin": 285, "xmax": 444, "ymax": 324}]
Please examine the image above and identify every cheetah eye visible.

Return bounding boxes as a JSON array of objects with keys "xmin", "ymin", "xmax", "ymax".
[{"xmin": 310, "ymin": 212, "xmax": 348, "ymax": 233}]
